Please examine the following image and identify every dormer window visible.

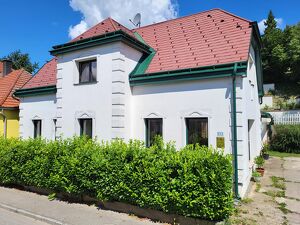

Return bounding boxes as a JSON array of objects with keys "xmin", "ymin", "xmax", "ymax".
[{"xmin": 79, "ymin": 60, "xmax": 97, "ymax": 83}]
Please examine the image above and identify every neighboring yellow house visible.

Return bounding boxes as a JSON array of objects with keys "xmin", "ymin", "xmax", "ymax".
[{"xmin": 0, "ymin": 60, "xmax": 31, "ymax": 138}]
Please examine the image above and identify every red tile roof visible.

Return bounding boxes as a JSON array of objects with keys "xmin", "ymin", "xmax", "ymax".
[
  {"xmin": 72, "ymin": 17, "xmax": 136, "ymax": 42},
  {"xmin": 134, "ymin": 8, "xmax": 252, "ymax": 73},
  {"xmin": 22, "ymin": 58, "xmax": 57, "ymax": 89},
  {"xmin": 0, "ymin": 69, "xmax": 32, "ymax": 108},
  {"xmin": 21, "ymin": 8, "xmax": 254, "ymax": 89}
]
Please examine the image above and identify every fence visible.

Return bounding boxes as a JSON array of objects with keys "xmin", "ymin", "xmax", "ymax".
[{"xmin": 269, "ymin": 111, "xmax": 300, "ymax": 125}]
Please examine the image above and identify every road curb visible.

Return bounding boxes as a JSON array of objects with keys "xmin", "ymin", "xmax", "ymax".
[{"xmin": 0, "ymin": 202, "xmax": 68, "ymax": 225}]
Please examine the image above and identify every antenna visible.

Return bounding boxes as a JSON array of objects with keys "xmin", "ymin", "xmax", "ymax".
[{"xmin": 129, "ymin": 13, "xmax": 141, "ymax": 28}]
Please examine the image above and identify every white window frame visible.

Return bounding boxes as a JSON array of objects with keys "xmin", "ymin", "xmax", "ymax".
[{"xmin": 73, "ymin": 55, "xmax": 99, "ymax": 85}]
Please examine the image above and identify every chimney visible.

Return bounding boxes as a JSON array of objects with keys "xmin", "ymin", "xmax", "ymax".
[{"xmin": 0, "ymin": 59, "xmax": 13, "ymax": 77}]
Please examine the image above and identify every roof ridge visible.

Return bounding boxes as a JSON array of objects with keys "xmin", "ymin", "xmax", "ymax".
[
  {"xmin": 108, "ymin": 17, "xmax": 118, "ymax": 30},
  {"xmin": 0, "ymin": 69, "xmax": 24, "ymax": 106},
  {"xmin": 70, "ymin": 18, "xmax": 113, "ymax": 42},
  {"xmin": 216, "ymin": 8, "xmax": 251, "ymax": 23},
  {"xmin": 134, "ymin": 8, "xmax": 251, "ymax": 31}
]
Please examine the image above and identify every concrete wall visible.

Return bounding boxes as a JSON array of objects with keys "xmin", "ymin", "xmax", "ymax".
[
  {"xmin": 261, "ymin": 96, "xmax": 273, "ymax": 109},
  {"xmin": 0, "ymin": 109, "xmax": 19, "ymax": 138},
  {"xmin": 19, "ymin": 94, "xmax": 57, "ymax": 139}
]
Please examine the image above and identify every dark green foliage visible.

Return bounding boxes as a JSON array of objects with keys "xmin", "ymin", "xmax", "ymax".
[
  {"xmin": 270, "ymin": 125, "xmax": 300, "ymax": 153},
  {"xmin": 1, "ymin": 50, "xmax": 39, "ymax": 74},
  {"xmin": 0, "ymin": 137, "xmax": 233, "ymax": 220},
  {"xmin": 261, "ymin": 11, "xmax": 300, "ymax": 86}
]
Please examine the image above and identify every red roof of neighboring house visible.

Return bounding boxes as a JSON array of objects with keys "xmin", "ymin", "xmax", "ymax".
[
  {"xmin": 21, "ymin": 9, "xmax": 254, "ymax": 89},
  {"xmin": 0, "ymin": 69, "xmax": 32, "ymax": 108}
]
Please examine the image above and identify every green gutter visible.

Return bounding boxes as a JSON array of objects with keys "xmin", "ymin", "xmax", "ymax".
[
  {"xmin": 14, "ymin": 85, "xmax": 57, "ymax": 97},
  {"xmin": 50, "ymin": 30, "xmax": 151, "ymax": 56},
  {"xmin": 130, "ymin": 61, "xmax": 247, "ymax": 86},
  {"xmin": 232, "ymin": 63, "xmax": 240, "ymax": 199}
]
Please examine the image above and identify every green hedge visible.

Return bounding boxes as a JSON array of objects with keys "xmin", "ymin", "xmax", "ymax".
[
  {"xmin": 0, "ymin": 137, "xmax": 233, "ymax": 220},
  {"xmin": 270, "ymin": 125, "xmax": 300, "ymax": 153}
]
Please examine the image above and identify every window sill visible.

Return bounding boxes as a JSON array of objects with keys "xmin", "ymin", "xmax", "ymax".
[{"xmin": 74, "ymin": 81, "xmax": 98, "ymax": 86}]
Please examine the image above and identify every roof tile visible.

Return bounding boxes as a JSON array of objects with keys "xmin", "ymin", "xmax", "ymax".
[
  {"xmin": 0, "ymin": 69, "xmax": 32, "ymax": 108},
  {"xmin": 21, "ymin": 8, "xmax": 253, "ymax": 89}
]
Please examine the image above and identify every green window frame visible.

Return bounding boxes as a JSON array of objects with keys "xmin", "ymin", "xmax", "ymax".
[
  {"xmin": 145, "ymin": 118, "xmax": 163, "ymax": 147},
  {"xmin": 79, "ymin": 118, "xmax": 93, "ymax": 139},
  {"xmin": 186, "ymin": 118, "xmax": 208, "ymax": 146},
  {"xmin": 33, "ymin": 120, "xmax": 42, "ymax": 138}
]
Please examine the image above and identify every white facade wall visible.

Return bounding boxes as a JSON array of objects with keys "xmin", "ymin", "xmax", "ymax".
[
  {"xmin": 19, "ymin": 41, "xmax": 262, "ymax": 198},
  {"xmin": 131, "ymin": 78, "xmax": 232, "ymax": 150},
  {"xmin": 237, "ymin": 45, "xmax": 263, "ymax": 196},
  {"xmin": 55, "ymin": 42, "xmax": 142, "ymax": 141},
  {"xmin": 19, "ymin": 94, "xmax": 57, "ymax": 139}
]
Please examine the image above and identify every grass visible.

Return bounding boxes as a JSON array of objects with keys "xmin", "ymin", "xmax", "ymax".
[
  {"xmin": 264, "ymin": 190, "xmax": 285, "ymax": 198},
  {"xmin": 278, "ymin": 202, "xmax": 290, "ymax": 214},
  {"xmin": 240, "ymin": 198, "xmax": 253, "ymax": 204},
  {"xmin": 268, "ymin": 151, "xmax": 300, "ymax": 158},
  {"xmin": 255, "ymin": 183, "xmax": 261, "ymax": 192},
  {"xmin": 271, "ymin": 176, "xmax": 286, "ymax": 190}
]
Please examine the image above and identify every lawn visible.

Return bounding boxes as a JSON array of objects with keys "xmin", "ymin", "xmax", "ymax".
[{"xmin": 268, "ymin": 151, "xmax": 300, "ymax": 158}]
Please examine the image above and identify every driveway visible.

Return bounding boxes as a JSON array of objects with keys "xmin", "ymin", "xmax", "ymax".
[{"xmin": 230, "ymin": 156, "xmax": 300, "ymax": 225}]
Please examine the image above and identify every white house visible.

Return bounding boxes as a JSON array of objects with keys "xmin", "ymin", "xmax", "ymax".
[{"xmin": 15, "ymin": 9, "xmax": 264, "ymax": 198}]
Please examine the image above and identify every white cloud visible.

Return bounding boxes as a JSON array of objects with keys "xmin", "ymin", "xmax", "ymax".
[
  {"xmin": 258, "ymin": 18, "xmax": 284, "ymax": 34},
  {"xmin": 68, "ymin": 0, "xmax": 178, "ymax": 39}
]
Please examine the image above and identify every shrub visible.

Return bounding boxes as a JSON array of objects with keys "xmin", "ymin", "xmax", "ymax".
[
  {"xmin": 270, "ymin": 125, "xmax": 300, "ymax": 153},
  {"xmin": 254, "ymin": 156, "xmax": 265, "ymax": 168},
  {"xmin": 0, "ymin": 137, "xmax": 233, "ymax": 220}
]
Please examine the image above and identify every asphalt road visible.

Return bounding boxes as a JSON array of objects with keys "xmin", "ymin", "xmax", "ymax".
[{"xmin": 0, "ymin": 208, "xmax": 49, "ymax": 225}]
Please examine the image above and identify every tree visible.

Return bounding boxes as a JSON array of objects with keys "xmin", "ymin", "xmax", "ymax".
[
  {"xmin": 283, "ymin": 23, "xmax": 300, "ymax": 82},
  {"xmin": 1, "ymin": 50, "xmax": 39, "ymax": 74},
  {"xmin": 261, "ymin": 11, "xmax": 287, "ymax": 84}
]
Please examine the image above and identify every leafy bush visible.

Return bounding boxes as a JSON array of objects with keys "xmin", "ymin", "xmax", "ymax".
[
  {"xmin": 254, "ymin": 156, "xmax": 265, "ymax": 168},
  {"xmin": 270, "ymin": 125, "xmax": 300, "ymax": 153},
  {"xmin": 0, "ymin": 137, "xmax": 233, "ymax": 220}
]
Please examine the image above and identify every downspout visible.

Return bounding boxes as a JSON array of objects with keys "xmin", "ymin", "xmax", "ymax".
[
  {"xmin": 0, "ymin": 109, "xmax": 7, "ymax": 138},
  {"xmin": 232, "ymin": 63, "xmax": 240, "ymax": 199}
]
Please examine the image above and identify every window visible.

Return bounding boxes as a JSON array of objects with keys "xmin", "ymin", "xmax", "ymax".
[
  {"xmin": 79, "ymin": 119, "xmax": 93, "ymax": 138},
  {"xmin": 53, "ymin": 119, "xmax": 57, "ymax": 140},
  {"xmin": 79, "ymin": 60, "xmax": 97, "ymax": 83},
  {"xmin": 33, "ymin": 120, "xmax": 42, "ymax": 138},
  {"xmin": 186, "ymin": 118, "xmax": 208, "ymax": 146},
  {"xmin": 145, "ymin": 118, "xmax": 163, "ymax": 147}
]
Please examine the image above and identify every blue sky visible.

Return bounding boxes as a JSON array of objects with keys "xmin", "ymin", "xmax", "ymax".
[{"xmin": 0, "ymin": 0, "xmax": 299, "ymax": 71}]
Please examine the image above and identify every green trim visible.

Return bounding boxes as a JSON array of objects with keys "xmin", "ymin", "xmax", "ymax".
[
  {"xmin": 130, "ymin": 32, "xmax": 156, "ymax": 75},
  {"xmin": 261, "ymin": 111, "xmax": 274, "ymax": 125},
  {"xmin": 232, "ymin": 63, "xmax": 240, "ymax": 199},
  {"xmin": 130, "ymin": 61, "xmax": 247, "ymax": 86},
  {"xmin": 14, "ymin": 85, "xmax": 57, "ymax": 97},
  {"xmin": 50, "ymin": 30, "xmax": 151, "ymax": 56}
]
